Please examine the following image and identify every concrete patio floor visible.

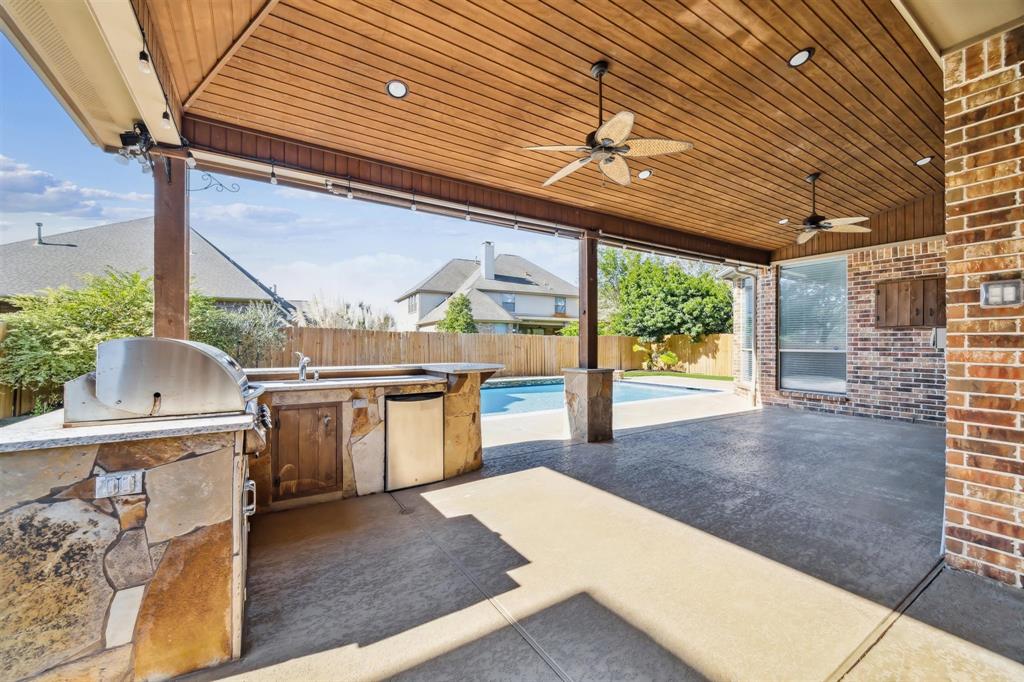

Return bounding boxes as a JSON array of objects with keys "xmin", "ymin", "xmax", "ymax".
[{"xmin": 195, "ymin": 408, "xmax": 1024, "ymax": 681}]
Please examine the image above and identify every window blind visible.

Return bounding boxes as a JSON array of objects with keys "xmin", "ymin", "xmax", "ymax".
[
  {"xmin": 740, "ymin": 277, "xmax": 754, "ymax": 384},
  {"xmin": 778, "ymin": 259, "xmax": 847, "ymax": 393}
]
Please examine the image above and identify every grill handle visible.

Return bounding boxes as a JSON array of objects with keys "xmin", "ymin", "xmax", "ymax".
[{"xmin": 242, "ymin": 479, "xmax": 257, "ymax": 517}]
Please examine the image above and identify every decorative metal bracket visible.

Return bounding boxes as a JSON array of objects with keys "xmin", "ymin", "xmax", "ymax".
[{"xmin": 189, "ymin": 171, "xmax": 239, "ymax": 193}]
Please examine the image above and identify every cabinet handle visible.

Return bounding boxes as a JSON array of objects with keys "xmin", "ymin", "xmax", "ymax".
[{"xmin": 323, "ymin": 415, "xmax": 332, "ymax": 428}]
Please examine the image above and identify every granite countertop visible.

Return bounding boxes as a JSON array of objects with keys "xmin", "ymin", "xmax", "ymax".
[
  {"xmin": 254, "ymin": 374, "xmax": 446, "ymax": 392},
  {"xmin": 244, "ymin": 362, "xmax": 504, "ymax": 379},
  {"xmin": 0, "ymin": 409, "xmax": 254, "ymax": 454}
]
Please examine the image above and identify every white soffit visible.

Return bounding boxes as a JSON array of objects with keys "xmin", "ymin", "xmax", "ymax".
[
  {"xmin": 895, "ymin": 0, "xmax": 1024, "ymax": 56},
  {"xmin": 0, "ymin": 0, "xmax": 178, "ymax": 149}
]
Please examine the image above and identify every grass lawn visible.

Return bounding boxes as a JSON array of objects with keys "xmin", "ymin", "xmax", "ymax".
[{"xmin": 624, "ymin": 370, "xmax": 733, "ymax": 382}]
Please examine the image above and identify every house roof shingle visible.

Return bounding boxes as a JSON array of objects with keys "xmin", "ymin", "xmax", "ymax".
[
  {"xmin": 0, "ymin": 217, "xmax": 278, "ymax": 303},
  {"xmin": 396, "ymin": 253, "xmax": 578, "ymax": 302}
]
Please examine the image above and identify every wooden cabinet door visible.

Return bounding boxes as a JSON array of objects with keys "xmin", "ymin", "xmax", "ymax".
[{"xmin": 273, "ymin": 404, "xmax": 340, "ymax": 500}]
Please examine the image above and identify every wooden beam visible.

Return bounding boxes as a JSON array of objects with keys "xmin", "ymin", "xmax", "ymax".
[
  {"xmin": 183, "ymin": 0, "xmax": 280, "ymax": 111},
  {"xmin": 579, "ymin": 234, "xmax": 598, "ymax": 369},
  {"xmin": 153, "ymin": 156, "xmax": 189, "ymax": 338},
  {"xmin": 183, "ymin": 116, "xmax": 771, "ymax": 265}
]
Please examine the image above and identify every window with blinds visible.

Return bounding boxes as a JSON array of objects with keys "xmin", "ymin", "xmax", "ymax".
[
  {"xmin": 740, "ymin": 277, "xmax": 755, "ymax": 384},
  {"xmin": 778, "ymin": 258, "xmax": 847, "ymax": 393}
]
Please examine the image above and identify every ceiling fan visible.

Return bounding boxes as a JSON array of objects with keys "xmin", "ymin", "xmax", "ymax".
[
  {"xmin": 786, "ymin": 172, "xmax": 870, "ymax": 244},
  {"xmin": 525, "ymin": 60, "xmax": 693, "ymax": 187}
]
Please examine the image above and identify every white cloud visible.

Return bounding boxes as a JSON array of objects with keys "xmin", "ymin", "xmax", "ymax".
[
  {"xmin": 259, "ymin": 252, "xmax": 442, "ymax": 315},
  {"xmin": 192, "ymin": 202, "xmax": 300, "ymax": 224},
  {"xmin": 0, "ymin": 155, "xmax": 151, "ymax": 219}
]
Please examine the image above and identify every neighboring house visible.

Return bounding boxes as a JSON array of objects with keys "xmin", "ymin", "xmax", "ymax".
[
  {"xmin": 396, "ymin": 242, "xmax": 578, "ymax": 334},
  {"xmin": 0, "ymin": 217, "xmax": 294, "ymax": 314}
]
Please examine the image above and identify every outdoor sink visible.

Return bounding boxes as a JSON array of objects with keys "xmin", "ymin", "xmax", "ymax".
[{"xmin": 253, "ymin": 375, "xmax": 442, "ymax": 392}]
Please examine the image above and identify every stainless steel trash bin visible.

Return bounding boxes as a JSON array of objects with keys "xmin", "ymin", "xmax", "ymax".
[{"xmin": 385, "ymin": 392, "xmax": 444, "ymax": 491}]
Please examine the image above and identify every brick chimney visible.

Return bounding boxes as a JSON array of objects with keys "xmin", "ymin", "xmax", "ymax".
[{"xmin": 481, "ymin": 241, "xmax": 495, "ymax": 279}]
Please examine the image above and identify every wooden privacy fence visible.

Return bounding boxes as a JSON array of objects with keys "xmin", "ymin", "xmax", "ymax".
[
  {"xmin": 0, "ymin": 328, "xmax": 732, "ymax": 417},
  {"xmin": 264, "ymin": 328, "xmax": 733, "ymax": 378}
]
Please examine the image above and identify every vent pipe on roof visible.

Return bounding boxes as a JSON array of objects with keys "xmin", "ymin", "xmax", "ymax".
[
  {"xmin": 35, "ymin": 222, "xmax": 43, "ymax": 245},
  {"xmin": 481, "ymin": 241, "xmax": 495, "ymax": 280}
]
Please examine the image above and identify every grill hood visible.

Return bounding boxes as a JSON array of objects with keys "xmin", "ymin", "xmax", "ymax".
[{"xmin": 64, "ymin": 337, "xmax": 262, "ymax": 426}]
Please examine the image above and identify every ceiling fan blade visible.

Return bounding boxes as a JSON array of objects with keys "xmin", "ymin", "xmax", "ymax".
[
  {"xmin": 595, "ymin": 111, "xmax": 635, "ymax": 146},
  {"xmin": 599, "ymin": 155, "xmax": 631, "ymax": 186},
  {"xmin": 824, "ymin": 224, "xmax": 872, "ymax": 234},
  {"xmin": 526, "ymin": 145, "xmax": 590, "ymax": 152},
  {"xmin": 819, "ymin": 216, "xmax": 868, "ymax": 227},
  {"xmin": 622, "ymin": 138, "xmax": 693, "ymax": 157},
  {"xmin": 542, "ymin": 156, "xmax": 592, "ymax": 187},
  {"xmin": 796, "ymin": 230, "xmax": 818, "ymax": 244}
]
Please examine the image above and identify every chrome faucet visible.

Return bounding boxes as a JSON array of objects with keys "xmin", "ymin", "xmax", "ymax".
[{"xmin": 295, "ymin": 351, "xmax": 311, "ymax": 382}]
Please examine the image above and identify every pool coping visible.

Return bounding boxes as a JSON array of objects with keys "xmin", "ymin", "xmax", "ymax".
[{"xmin": 481, "ymin": 378, "xmax": 721, "ymax": 418}]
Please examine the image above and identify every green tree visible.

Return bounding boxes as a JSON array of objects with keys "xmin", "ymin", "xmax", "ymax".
[
  {"xmin": 0, "ymin": 270, "xmax": 154, "ymax": 409},
  {"xmin": 614, "ymin": 259, "xmax": 732, "ymax": 342},
  {"xmin": 597, "ymin": 246, "xmax": 640, "ymax": 321},
  {"xmin": 1, "ymin": 269, "xmax": 287, "ymax": 410},
  {"xmin": 556, "ymin": 319, "xmax": 615, "ymax": 336},
  {"xmin": 436, "ymin": 294, "xmax": 478, "ymax": 333}
]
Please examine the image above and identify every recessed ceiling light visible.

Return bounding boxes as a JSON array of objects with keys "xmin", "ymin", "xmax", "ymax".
[
  {"xmin": 778, "ymin": 218, "xmax": 789, "ymax": 225},
  {"xmin": 386, "ymin": 79, "xmax": 408, "ymax": 99},
  {"xmin": 787, "ymin": 47, "xmax": 815, "ymax": 68},
  {"xmin": 637, "ymin": 169, "xmax": 653, "ymax": 180},
  {"xmin": 915, "ymin": 155, "xmax": 933, "ymax": 166}
]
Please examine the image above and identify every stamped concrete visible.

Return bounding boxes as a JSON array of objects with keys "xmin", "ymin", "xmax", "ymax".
[{"xmin": 197, "ymin": 408, "xmax": 1021, "ymax": 681}]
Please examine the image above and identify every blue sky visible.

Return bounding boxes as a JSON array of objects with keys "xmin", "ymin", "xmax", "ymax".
[{"xmin": 0, "ymin": 37, "xmax": 578, "ymax": 315}]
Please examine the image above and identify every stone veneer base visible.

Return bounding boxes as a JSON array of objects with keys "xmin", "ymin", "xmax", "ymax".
[{"xmin": 563, "ymin": 368, "xmax": 614, "ymax": 443}]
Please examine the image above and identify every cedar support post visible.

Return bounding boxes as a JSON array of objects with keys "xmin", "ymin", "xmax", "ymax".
[
  {"xmin": 579, "ymin": 232, "xmax": 598, "ymax": 369},
  {"xmin": 564, "ymin": 232, "xmax": 612, "ymax": 443},
  {"xmin": 153, "ymin": 156, "xmax": 189, "ymax": 339}
]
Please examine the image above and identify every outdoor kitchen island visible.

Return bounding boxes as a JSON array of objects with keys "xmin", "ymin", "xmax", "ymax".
[
  {"xmin": 244, "ymin": 362, "xmax": 501, "ymax": 514},
  {"xmin": 0, "ymin": 410, "xmax": 255, "ymax": 681}
]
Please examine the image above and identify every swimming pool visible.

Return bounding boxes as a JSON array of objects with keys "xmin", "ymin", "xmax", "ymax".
[{"xmin": 480, "ymin": 379, "xmax": 710, "ymax": 415}]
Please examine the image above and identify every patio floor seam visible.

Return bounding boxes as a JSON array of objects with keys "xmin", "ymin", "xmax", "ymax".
[
  {"xmin": 388, "ymin": 492, "xmax": 573, "ymax": 682},
  {"xmin": 828, "ymin": 558, "xmax": 945, "ymax": 681}
]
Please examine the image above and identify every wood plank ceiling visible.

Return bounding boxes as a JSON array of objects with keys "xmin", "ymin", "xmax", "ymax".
[{"xmin": 137, "ymin": 0, "xmax": 944, "ymax": 254}]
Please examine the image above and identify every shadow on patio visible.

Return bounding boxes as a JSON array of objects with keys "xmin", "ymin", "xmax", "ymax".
[{"xmin": 193, "ymin": 408, "xmax": 1024, "ymax": 681}]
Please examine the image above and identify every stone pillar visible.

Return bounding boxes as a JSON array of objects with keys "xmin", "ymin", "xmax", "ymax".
[
  {"xmin": 564, "ymin": 368, "xmax": 613, "ymax": 443},
  {"xmin": 943, "ymin": 26, "xmax": 1024, "ymax": 588}
]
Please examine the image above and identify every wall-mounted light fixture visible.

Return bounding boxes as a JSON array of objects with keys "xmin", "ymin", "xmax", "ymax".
[{"xmin": 980, "ymin": 279, "xmax": 1023, "ymax": 308}]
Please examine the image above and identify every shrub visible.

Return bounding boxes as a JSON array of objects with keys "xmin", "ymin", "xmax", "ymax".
[
  {"xmin": 0, "ymin": 269, "xmax": 287, "ymax": 410},
  {"xmin": 0, "ymin": 270, "xmax": 154, "ymax": 410},
  {"xmin": 190, "ymin": 301, "xmax": 287, "ymax": 367},
  {"xmin": 436, "ymin": 294, "xmax": 477, "ymax": 333}
]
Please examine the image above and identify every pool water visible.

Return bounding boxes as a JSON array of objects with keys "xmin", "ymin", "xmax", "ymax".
[{"xmin": 481, "ymin": 379, "xmax": 709, "ymax": 415}]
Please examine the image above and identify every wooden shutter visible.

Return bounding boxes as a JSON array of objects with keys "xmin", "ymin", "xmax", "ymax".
[{"xmin": 875, "ymin": 276, "xmax": 945, "ymax": 328}]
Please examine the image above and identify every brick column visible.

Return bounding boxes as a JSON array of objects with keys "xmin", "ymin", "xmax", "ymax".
[{"xmin": 943, "ymin": 25, "xmax": 1024, "ymax": 587}]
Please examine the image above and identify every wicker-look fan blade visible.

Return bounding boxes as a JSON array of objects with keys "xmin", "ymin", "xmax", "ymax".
[
  {"xmin": 595, "ymin": 111, "xmax": 635, "ymax": 146},
  {"xmin": 622, "ymin": 138, "xmax": 693, "ymax": 157},
  {"xmin": 819, "ymin": 216, "xmax": 868, "ymax": 227},
  {"xmin": 526, "ymin": 145, "xmax": 590, "ymax": 152},
  {"xmin": 599, "ymin": 155, "xmax": 631, "ymax": 186},
  {"xmin": 543, "ymin": 156, "xmax": 592, "ymax": 187},
  {"xmin": 796, "ymin": 230, "xmax": 818, "ymax": 244},
  {"xmin": 824, "ymin": 224, "xmax": 872, "ymax": 234}
]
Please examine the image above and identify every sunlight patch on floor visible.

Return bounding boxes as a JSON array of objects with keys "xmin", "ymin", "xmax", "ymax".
[{"xmin": 221, "ymin": 467, "xmax": 1022, "ymax": 681}]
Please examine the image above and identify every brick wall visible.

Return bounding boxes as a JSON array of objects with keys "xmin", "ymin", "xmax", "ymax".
[
  {"xmin": 942, "ymin": 26, "xmax": 1024, "ymax": 587},
  {"xmin": 749, "ymin": 238, "xmax": 947, "ymax": 422}
]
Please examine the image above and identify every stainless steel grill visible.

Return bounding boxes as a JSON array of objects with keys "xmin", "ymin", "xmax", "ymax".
[{"xmin": 64, "ymin": 337, "xmax": 264, "ymax": 426}]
